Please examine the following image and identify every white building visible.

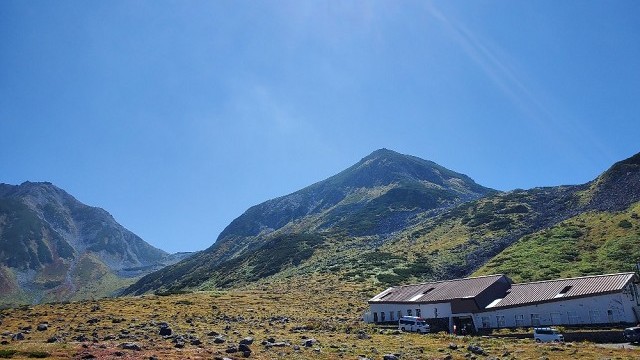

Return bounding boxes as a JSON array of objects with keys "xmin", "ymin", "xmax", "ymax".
[{"xmin": 366, "ymin": 272, "xmax": 640, "ymax": 333}]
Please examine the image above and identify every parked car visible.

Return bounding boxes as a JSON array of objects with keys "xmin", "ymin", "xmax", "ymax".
[
  {"xmin": 398, "ymin": 316, "xmax": 430, "ymax": 333},
  {"xmin": 533, "ymin": 327, "xmax": 564, "ymax": 343},
  {"xmin": 623, "ymin": 326, "xmax": 640, "ymax": 343}
]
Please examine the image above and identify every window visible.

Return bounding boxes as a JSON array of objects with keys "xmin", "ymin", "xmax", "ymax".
[
  {"xmin": 373, "ymin": 312, "xmax": 378, "ymax": 323},
  {"xmin": 415, "ymin": 309, "xmax": 421, "ymax": 318},
  {"xmin": 531, "ymin": 314, "xmax": 541, "ymax": 327},
  {"xmin": 397, "ymin": 311, "xmax": 402, "ymax": 320},
  {"xmin": 567, "ymin": 311, "xmax": 579, "ymax": 325},
  {"xmin": 589, "ymin": 310, "xmax": 601, "ymax": 323},
  {"xmin": 554, "ymin": 285, "xmax": 572, "ymax": 298},
  {"xmin": 407, "ymin": 309, "xmax": 412, "ymax": 316},
  {"xmin": 381, "ymin": 312, "xmax": 386, "ymax": 322},
  {"xmin": 608, "ymin": 309, "xmax": 621, "ymax": 323},
  {"xmin": 496, "ymin": 315, "xmax": 505, "ymax": 328},
  {"xmin": 515, "ymin": 314, "xmax": 525, "ymax": 327},
  {"xmin": 481, "ymin": 316, "xmax": 490, "ymax": 328},
  {"xmin": 389, "ymin": 311, "xmax": 394, "ymax": 321}
]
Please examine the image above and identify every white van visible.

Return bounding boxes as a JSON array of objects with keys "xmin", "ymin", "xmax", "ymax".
[
  {"xmin": 533, "ymin": 327, "xmax": 564, "ymax": 343},
  {"xmin": 398, "ymin": 316, "xmax": 430, "ymax": 333}
]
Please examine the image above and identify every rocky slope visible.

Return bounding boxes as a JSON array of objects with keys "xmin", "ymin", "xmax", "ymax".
[{"xmin": 0, "ymin": 182, "xmax": 185, "ymax": 306}]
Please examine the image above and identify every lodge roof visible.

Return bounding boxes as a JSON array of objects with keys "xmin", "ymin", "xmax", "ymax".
[
  {"xmin": 481, "ymin": 272, "xmax": 638, "ymax": 310},
  {"xmin": 368, "ymin": 274, "xmax": 509, "ymax": 304}
]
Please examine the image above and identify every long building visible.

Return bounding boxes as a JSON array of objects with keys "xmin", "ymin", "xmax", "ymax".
[{"xmin": 365, "ymin": 272, "xmax": 640, "ymax": 333}]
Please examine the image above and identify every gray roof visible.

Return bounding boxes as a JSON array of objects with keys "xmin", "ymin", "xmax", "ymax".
[
  {"xmin": 484, "ymin": 272, "xmax": 638, "ymax": 310},
  {"xmin": 369, "ymin": 274, "xmax": 507, "ymax": 304}
]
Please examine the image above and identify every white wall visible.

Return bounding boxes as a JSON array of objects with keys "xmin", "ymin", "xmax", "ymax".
[
  {"xmin": 366, "ymin": 302, "xmax": 452, "ymax": 323},
  {"xmin": 474, "ymin": 291, "xmax": 640, "ymax": 330}
]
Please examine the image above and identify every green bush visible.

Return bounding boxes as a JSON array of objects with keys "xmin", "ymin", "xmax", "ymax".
[{"xmin": 619, "ymin": 219, "xmax": 633, "ymax": 229}]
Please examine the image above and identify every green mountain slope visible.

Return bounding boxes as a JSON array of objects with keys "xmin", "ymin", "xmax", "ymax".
[
  {"xmin": 124, "ymin": 149, "xmax": 495, "ymax": 294},
  {"xmin": 124, "ymin": 150, "xmax": 640, "ymax": 296},
  {"xmin": 473, "ymin": 202, "xmax": 640, "ymax": 282},
  {"xmin": 0, "ymin": 182, "xmax": 187, "ymax": 306}
]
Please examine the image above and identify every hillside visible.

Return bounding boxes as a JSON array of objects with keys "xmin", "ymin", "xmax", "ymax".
[
  {"xmin": 125, "ymin": 151, "xmax": 640, "ymax": 295},
  {"xmin": 0, "ymin": 181, "xmax": 186, "ymax": 306},
  {"xmin": 124, "ymin": 149, "xmax": 495, "ymax": 294}
]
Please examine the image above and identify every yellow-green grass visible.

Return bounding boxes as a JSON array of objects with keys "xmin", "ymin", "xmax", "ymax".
[{"xmin": 0, "ymin": 274, "xmax": 638, "ymax": 359}]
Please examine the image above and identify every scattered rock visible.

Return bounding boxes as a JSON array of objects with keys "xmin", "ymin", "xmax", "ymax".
[
  {"xmin": 214, "ymin": 335, "xmax": 226, "ymax": 344},
  {"xmin": 240, "ymin": 336, "xmax": 254, "ymax": 345},
  {"xmin": 80, "ymin": 353, "xmax": 96, "ymax": 359},
  {"xmin": 303, "ymin": 338, "xmax": 318, "ymax": 347},
  {"xmin": 120, "ymin": 342, "xmax": 142, "ymax": 351},
  {"xmin": 383, "ymin": 354, "xmax": 399, "ymax": 360},
  {"xmin": 467, "ymin": 344, "xmax": 485, "ymax": 355},
  {"xmin": 37, "ymin": 323, "xmax": 49, "ymax": 331},
  {"xmin": 190, "ymin": 338, "xmax": 202, "ymax": 346},
  {"xmin": 73, "ymin": 334, "xmax": 89, "ymax": 342},
  {"xmin": 12, "ymin": 332, "xmax": 25, "ymax": 341},
  {"xmin": 174, "ymin": 341, "xmax": 185, "ymax": 348},
  {"xmin": 46, "ymin": 336, "xmax": 58, "ymax": 343},
  {"xmin": 226, "ymin": 345, "xmax": 238, "ymax": 353},
  {"xmin": 239, "ymin": 343, "xmax": 251, "ymax": 353},
  {"xmin": 449, "ymin": 343, "xmax": 458, "ymax": 350},
  {"xmin": 87, "ymin": 318, "xmax": 99, "ymax": 324},
  {"xmin": 242, "ymin": 350, "xmax": 251, "ymax": 358},
  {"xmin": 207, "ymin": 330, "xmax": 220, "ymax": 336},
  {"xmin": 159, "ymin": 324, "xmax": 172, "ymax": 336}
]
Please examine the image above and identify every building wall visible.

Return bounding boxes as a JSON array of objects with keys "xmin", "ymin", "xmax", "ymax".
[
  {"xmin": 473, "ymin": 291, "xmax": 640, "ymax": 330},
  {"xmin": 366, "ymin": 302, "xmax": 452, "ymax": 323}
]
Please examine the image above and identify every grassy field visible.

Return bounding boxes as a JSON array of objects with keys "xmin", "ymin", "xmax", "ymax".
[{"xmin": 0, "ymin": 275, "xmax": 638, "ymax": 359}]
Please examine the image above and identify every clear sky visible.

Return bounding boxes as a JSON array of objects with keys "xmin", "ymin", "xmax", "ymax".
[{"xmin": 1, "ymin": 1, "xmax": 639, "ymax": 253}]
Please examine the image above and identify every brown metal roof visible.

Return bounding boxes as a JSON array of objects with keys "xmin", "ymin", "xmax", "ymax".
[
  {"xmin": 368, "ymin": 274, "xmax": 508, "ymax": 304},
  {"xmin": 485, "ymin": 272, "xmax": 638, "ymax": 309}
]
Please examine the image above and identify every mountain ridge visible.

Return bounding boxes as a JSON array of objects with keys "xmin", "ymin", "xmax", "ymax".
[
  {"xmin": 124, "ymin": 149, "xmax": 497, "ymax": 294},
  {"xmin": 0, "ymin": 181, "xmax": 187, "ymax": 306},
  {"xmin": 124, "ymin": 149, "xmax": 640, "ymax": 296}
]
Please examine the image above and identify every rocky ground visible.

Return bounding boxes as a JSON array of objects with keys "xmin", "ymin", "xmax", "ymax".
[{"xmin": 0, "ymin": 275, "xmax": 638, "ymax": 359}]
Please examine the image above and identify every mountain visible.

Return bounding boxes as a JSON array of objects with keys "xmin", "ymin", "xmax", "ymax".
[
  {"xmin": 124, "ymin": 149, "xmax": 496, "ymax": 294},
  {"xmin": 0, "ymin": 181, "xmax": 185, "ymax": 306},
  {"xmin": 125, "ymin": 150, "xmax": 640, "ymax": 296}
]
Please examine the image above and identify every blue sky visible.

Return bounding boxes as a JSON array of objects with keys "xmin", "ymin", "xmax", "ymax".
[{"xmin": 1, "ymin": 1, "xmax": 639, "ymax": 253}]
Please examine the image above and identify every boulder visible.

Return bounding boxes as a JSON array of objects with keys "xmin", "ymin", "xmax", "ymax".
[
  {"xmin": 240, "ymin": 336, "xmax": 254, "ymax": 345},
  {"xmin": 467, "ymin": 344, "xmax": 485, "ymax": 355},
  {"xmin": 46, "ymin": 336, "xmax": 58, "ymax": 343},
  {"xmin": 120, "ymin": 342, "xmax": 142, "ymax": 351},
  {"xmin": 37, "ymin": 323, "xmax": 49, "ymax": 331},
  {"xmin": 303, "ymin": 338, "xmax": 318, "ymax": 347},
  {"xmin": 159, "ymin": 325, "xmax": 172, "ymax": 336},
  {"xmin": 214, "ymin": 335, "xmax": 226, "ymax": 344}
]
